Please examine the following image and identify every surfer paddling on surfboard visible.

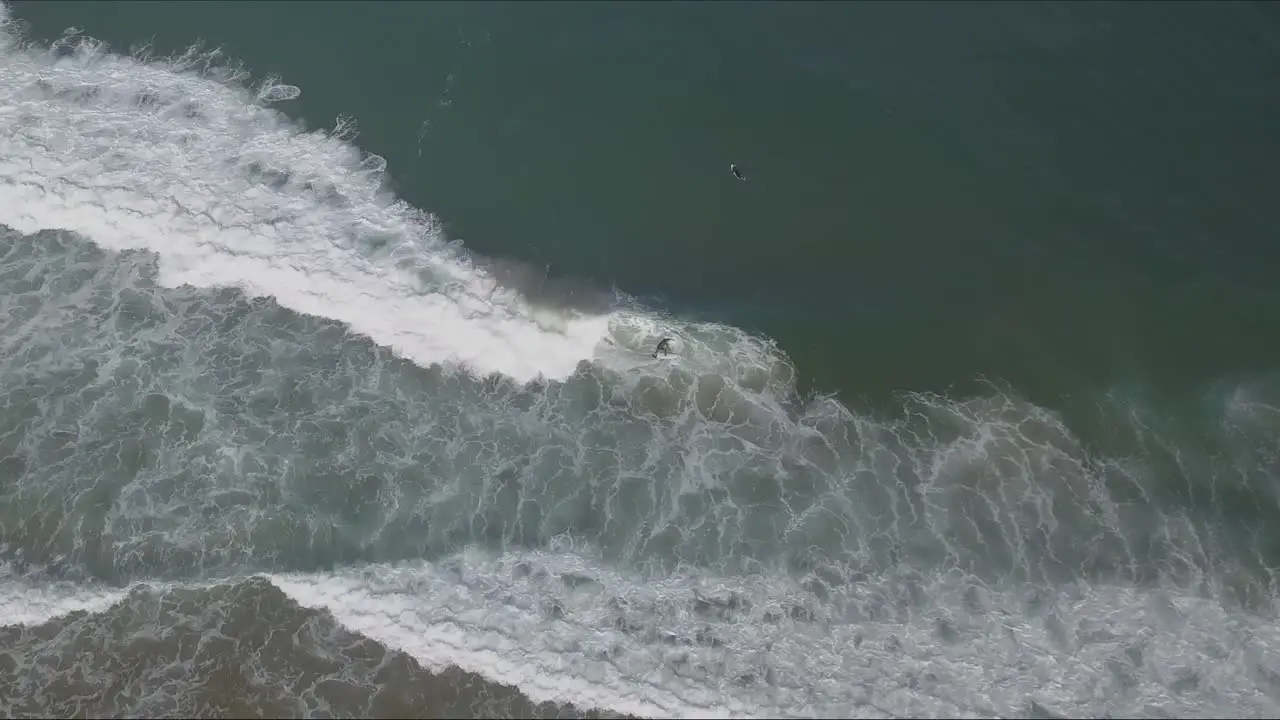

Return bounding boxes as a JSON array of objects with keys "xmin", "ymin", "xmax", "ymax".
[
  {"xmin": 652, "ymin": 337, "xmax": 675, "ymax": 358},
  {"xmin": 730, "ymin": 163, "xmax": 746, "ymax": 181}
]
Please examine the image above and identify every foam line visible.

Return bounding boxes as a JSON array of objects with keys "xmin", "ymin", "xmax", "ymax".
[{"xmin": 0, "ymin": 15, "xmax": 613, "ymax": 383}]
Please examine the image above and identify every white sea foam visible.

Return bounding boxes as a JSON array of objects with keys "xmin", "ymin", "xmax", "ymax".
[
  {"xmin": 4, "ymin": 553, "xmax": 1279, "ymax": 718},
  {"xmin": 0, "ymin": 566, "xmax": 126, "ymax": 627},
  {"xmin": 0, "ymin": 8, "xmax": 617, "ymax": 384},
  {"xmin": 3, "ymin": 6, "xmax": 1280, "ymax": 718},
  {"xmin": 272, "ymin": 556, "xmax": 1280, "ymax": 719}
]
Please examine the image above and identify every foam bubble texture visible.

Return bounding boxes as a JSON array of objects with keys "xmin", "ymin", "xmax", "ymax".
[
  {"xmin": 3, "ymin": 228, "xmax": 1279, "ymax": 717},
  {"xmin": 3, "ymin": 7, "xmax": 1280, "ymax": 717},
  {"xmin": 0, "ymin": 573, "xmax": 633, "ymax": 719},
  {"xmin": 0, "ymin": 22, "xmax": 615, "ymax": 383}
]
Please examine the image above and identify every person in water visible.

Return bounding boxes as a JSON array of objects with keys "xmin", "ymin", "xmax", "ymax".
[
  {"xmin": 652, "ymin": 337, "xmax": 674, "ymax": 358},
  {"xmin": 730, "ymin": 163, "xmax": 746, "ymax": 181}
]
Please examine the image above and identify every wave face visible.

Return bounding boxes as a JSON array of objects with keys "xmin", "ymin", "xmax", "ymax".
[{"xmin": 3, "ymin": 8, "xmax": 1280, "ymax": 719}]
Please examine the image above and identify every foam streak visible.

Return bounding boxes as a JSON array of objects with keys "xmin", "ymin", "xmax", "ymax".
[{"xmin": 0, "ymin": 25, "xmax": 611, "ymax": 383}]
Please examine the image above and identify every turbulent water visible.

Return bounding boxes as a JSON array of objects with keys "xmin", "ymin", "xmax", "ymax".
[{"xmin": 3, "ymin": 4, "xmax": 1280, "ymax": 718}]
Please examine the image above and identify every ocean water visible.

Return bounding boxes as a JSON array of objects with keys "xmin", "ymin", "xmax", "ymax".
[{"xmin": 3, "ymin": 1, "xmax": 1280, "ymax": 717}]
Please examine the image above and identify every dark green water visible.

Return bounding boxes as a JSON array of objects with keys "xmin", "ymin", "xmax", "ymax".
[
  {"xmin": 16, "ymin": 0, "xmax": 1280, "ymax": 409},
  {"xmin": 3, "ymin": 2, "xmax": 1280, "ymax": 718}
]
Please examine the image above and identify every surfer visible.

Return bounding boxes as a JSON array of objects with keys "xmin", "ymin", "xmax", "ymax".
[
  {"xmin": 652, "ymin": 337, "xmax": 675, "ymax": 358},
  {"xmin": 730, "ymin": 162, "xmax": 746, "ymax": 181}
]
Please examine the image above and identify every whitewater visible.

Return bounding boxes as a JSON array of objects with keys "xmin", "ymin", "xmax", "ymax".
[{"xmin": 3, "ymin": 7, "xmax": 1280, "ymax": 719}]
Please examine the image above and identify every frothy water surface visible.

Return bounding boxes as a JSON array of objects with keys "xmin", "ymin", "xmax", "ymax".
[{"xmin": 2, "ymin": 7, "xmax": 1280, "ymax": 718}]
